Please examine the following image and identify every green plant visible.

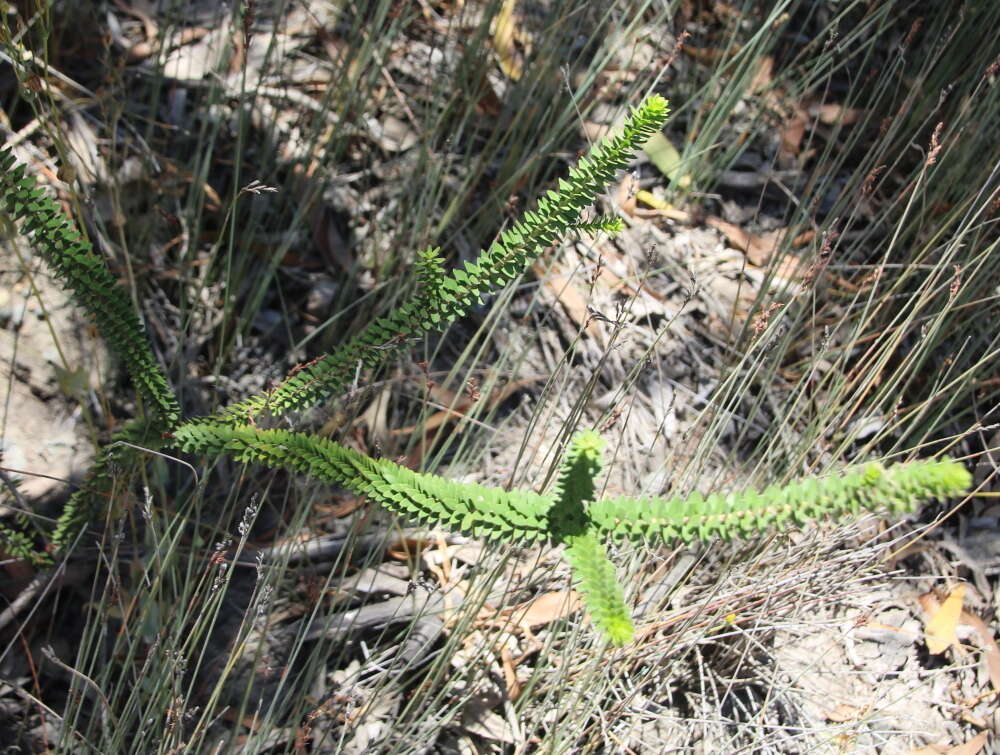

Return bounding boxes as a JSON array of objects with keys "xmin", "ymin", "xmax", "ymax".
[{"xmin": 0, "ymin": 95, "xmax": 971, "ymax": 646}]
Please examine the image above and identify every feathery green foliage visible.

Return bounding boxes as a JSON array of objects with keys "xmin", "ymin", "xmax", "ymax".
[
  {"xmin": 172, "ymin": 421, "xmax": 554, "ymax": 543},
  {"xmin": 212, "ymin": 97, "xmax": 669, "ymax": 424},
  {"xmin": 548, "ymin": 431, "xmax": 633, "ymax": 645},
  {"xmin": 588, "ymin": 460, "xmax": 972, "ymax": 542},
  {"xmin": 0, "ymin": 149, "xmax": 181, "ymax": 429},
  {"xmin": 0, "ymin": 95, "xmax": 973, "ymax": 645},
  {"xmin": 49, "ymin": 418, "xmax": 164, "ymax": 551},
  {"xmin": 172, "ymin": 423, "xmax": 970, "ymax": 545},
  {"xmin": 0, "ymin": 513, "xmax": 45, "ymax": 567}
]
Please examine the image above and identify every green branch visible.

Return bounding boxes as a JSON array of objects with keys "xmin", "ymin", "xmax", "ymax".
[
  {"xmin": 212, "ymin": 96, "xmax": 669, "ymax": 423},
  {"xmin": 548, "ymin": 431, "xmax": 633, "ymax": 645},
  {"xmin": 171, "ymin": 422, "xmax": 554, "ymax": 543},
  {"xmin": 587, "ymin": 459, "xmax": 971, "ymax": 542},
  {"xmin": 0, "ymin": 149, "xmax": 180, "ymax": 429}
]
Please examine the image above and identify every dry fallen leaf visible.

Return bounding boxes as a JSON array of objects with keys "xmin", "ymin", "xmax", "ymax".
[
  {"xmin": 958, "ymin": 608, "xmax": 1000, "ymax": 691},
  {"xmin": 386, "ymin": 537, "xmax": 432, "ymax": 562},
  {"xmin": 706, "ymin": 216, "xmax": 784, "ymax": 266},
  {"xmin": 462, "ymin": 707, "xmax": 516, "ymax": 745},
  {"xmin": 946, "ymin": 731, "xmax": 989, "ymax": 755},
  {"xmin": 506, "ymin": 590, "xmax": 580, "ymax": 630},
  {"xmin": 533, "ymin": 261, "xmax": 602, "ymax": 340},
  {"xmin": 492, "ymin": 0, "xmax": 522, "ymax": 81},
  {"xmin": 749, "ymin": 55, "xmax": 774, "ymax": 94},
  {"xmin": 779, "ymin": 106, "xmax": 808, "ymax": 166},
  {"xmin": 706, "ymin": 217, "xmax": 814, "ymax": 286},
  {"xmin": 906, "ymin": 732, "xmax": 990, "ymax": 755},
  {"xmin": 815, "ymin": 103, "xmax": 864, "ymax": 125},
  {"xmin": 920, "ymin": 583, "xmax": 966, "ymax": 655},
  {"xmin": 824, "ymin": 703, "xmax": 863, "ymax": 723},
  {"xmin": 500, "ymin": 646, "xmax": 522, "ymax": 701}
]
